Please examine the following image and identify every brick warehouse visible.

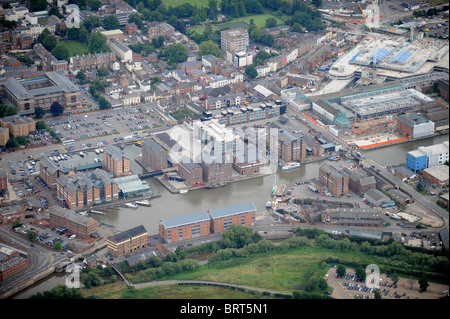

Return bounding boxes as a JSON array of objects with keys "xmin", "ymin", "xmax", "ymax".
[
  {"xmin": 160, "ymin": 202, "xmax": 256, "ymax": 244},
  {"xmin": 319, "ymin": 163, "xmax": 349, "ymax": 198},
  {"xmin": 49, "ymin": 206, "xmax": 98, "ymax": 239}
]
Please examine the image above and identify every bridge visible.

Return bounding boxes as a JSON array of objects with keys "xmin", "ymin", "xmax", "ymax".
[
  {"xmin": 111, "ymin": 264, "xmax": 132, "ymax": 286},
  {"xmin": 138, "ymin": 171, "xmax": 164, "ymax": 179}
]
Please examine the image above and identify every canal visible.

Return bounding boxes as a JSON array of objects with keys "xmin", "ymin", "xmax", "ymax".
[{"xmin": 10, "ymin": 134, "xmax": 448, "ymax": 298}]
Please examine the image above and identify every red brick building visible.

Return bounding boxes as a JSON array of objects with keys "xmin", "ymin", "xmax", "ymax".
[{"xmin": 107, "ymin": 225, "xmax": 148, "ymax": 257}]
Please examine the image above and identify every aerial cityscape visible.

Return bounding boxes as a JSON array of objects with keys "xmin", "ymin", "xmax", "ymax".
[{"xmin": 0, "ymin": 0, "xmax": 448, "ymax": 305}]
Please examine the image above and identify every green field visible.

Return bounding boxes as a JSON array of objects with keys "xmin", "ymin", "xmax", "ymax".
[
  {"xmin": 62, "ymin": 40, "xmax": 89, "ymax": 57},
  {"xmin": 162, "ymin": 0, "xmax": 209, "ymax": 8},
  {"xmin": 188, "ymin": 13, "xmax": 285, "ymax": 35}
]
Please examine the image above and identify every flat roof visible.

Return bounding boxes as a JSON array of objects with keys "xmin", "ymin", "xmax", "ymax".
[
  {"xmin": 207, "ymin": 201, "xmax": 256, "ymax": 219},
  {"xmin": 161, "ymin": 211, "xmax": 211, "ymax": 229}
]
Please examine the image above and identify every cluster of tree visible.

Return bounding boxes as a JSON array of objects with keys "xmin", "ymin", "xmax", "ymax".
[
  {"xmin": 187, "ymin": 24, "xmax": 221, "ymax": 46},
  {"xmin": 220, "ymin": 0, "xmax": 263, "ymax": 18},
  {"xmin": 128, "ymin": 36, "xmax": 164, "ymax": 57},
  {"xmin": 131, "ymin": 258, "xmax": 199, "ymax": 284},
  {"xmin": 413, "ymin": 7, "xmax": 442, "ymax": 18},
  {"xmin": 163, "ymin": 42, "xmax": 189, "ymax": 65},
  {"xmin": 29, "ymin": 284, "xmax": 84, "ymax": 299},
  {"xmin": 198, "ymin": 40, "xmax": 223, "ymax": 58},
  {"xmin": 89, "ymin": 80, "xmax": 111, "ymax": 110},
  {"xmin": 0, "ymin": 104, "xmax": 17, "ymax": 118}
]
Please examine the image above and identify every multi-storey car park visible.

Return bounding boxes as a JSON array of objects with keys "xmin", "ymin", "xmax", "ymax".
[{"xmin": 329, "ymin": 35, "xmax": 449, "ymax": 81}]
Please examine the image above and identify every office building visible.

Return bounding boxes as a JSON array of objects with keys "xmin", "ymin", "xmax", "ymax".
[
  {"xmin": 0, "ymin": 115, "xmax": 35, "ymax": 138},
  {"xmin": 107, "ymin": 225, "xmax": 148, "ymax": 258},
  {"xmin": 208, "ymin": 202, "xmax": 256, "ymax": 234},
  {"xmin": 406, "ymin": 141, "xmax": 449, "ymax": 171},
  {"xmin": 0, "ymin": 72, "xmax": 81, "ymax": 115}
]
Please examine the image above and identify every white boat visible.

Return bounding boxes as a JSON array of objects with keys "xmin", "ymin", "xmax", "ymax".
[
  {"xmin": 179, "ymin": 189, "xmax": 188, "ymax": 194},
  {"xmin": 281, "ymin": 162, "xmax": 301, "ymax": 171},
  {"xmin": 125, "ymin": 202, "xmax": 138, "ymax": 208},
  {"xmin": 135, "ymin": 199, "xmax": 150, "ymax": 206}
]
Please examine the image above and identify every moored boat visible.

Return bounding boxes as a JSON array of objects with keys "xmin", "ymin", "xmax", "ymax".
[
  {"xmin": 135, "ymin": 200, "xmax": 150, "ymax": 206},
  {"xmin": 281, "ymin": 162, "xmax": 301, "ymax": 171},
  {"xmin": 125, "ymin": 202, "xmax": 138, "ymax": 208}
]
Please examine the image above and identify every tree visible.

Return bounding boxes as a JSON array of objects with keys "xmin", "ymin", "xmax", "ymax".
[
  {"xmin": 103, "ymin": 15, "xmax": 120, "ymax": 30},
  {"xmin": 29, "ymin": 284, "xmax": 84, "ymax": 299},
  {"xmin": 220, "ymin": 225, "xmax": 262, "ymax": 249},
  {"xmin": 53, "ymin": 241, "xmax": 62, "ymax": 250},
  {"xmin": 245, "ymin": 65, "xmax": 258, "ymax": 79},
  {"xmin": 261, "ymin": 34, "xmax": 274, "ymax": 47},
  {"xmin": 27, "ymin": 231, "xmax": 38, "ymax": 242},
  {"xmin": 97, "ymin": 66, "xmax": 109, "ymax": 77},
  {"xmin": 0, "ymin": 104, "xmax": 18, "ymax": 117},
  {"xmin": 50, "ymin": 101, "xmax": 65, "ymax": 117},
  {"xmin": 30, "ymin": 0, "xmax": 48, "ymax": 12},
  {"xmin": 317, "ymin": 278, "xmax": 328, "ymax": 290},
  {"xmin": 198, "ymin": 40, "xmax": 222, "ymax": 58},
  {"xmin": 312, "ymin": 0, "xmax": 322, "ymax": 8},
  {"xmin": 38, "ymin": 28, "xmax": 57, "ymax": 51},
  {"xmin": 98, "ymin": 96, "xmax": 111, "ymax": 110},
  {"xmin": 419, "ymin": 275, "xmax": 429, "ymax": 292},
  {"xmin": 265, "ymin": 17, "xmax": 277, "ymax": 28},
  {"xmin": 336, "ymin": 265, "xmax": 346, "ymax": 277},
  {"xmin": 82, "ymin": 272, "xmax": 102, "ymax": 289},
  {"xmin": 87, "ymin": 0, "xmax": 101, "ymax": 11},
  {"xmin": 34, "ymin": 106, "xmax": 46, "ymax": 119},
  {"xmin": 83, "ymin": 15, "xmax": 101, "ymax": 32},
  {"xmin": 76, "ymin": 70, "xmax": 87, "ymax": 83},
  {"xmin": 52, "ymin": 43, "xmax": 69, "ymax": 61},
  {"xmin": 68, "ymin": 24, "xmax": 89, "ymax": 44},
  {"xmin": 291, "ymin": 22, "xmax": 303, "ymax": 33},
  {"xmin": 355, "ymin": 266, "xmax": 366, "ymax": 282},
  {"xmin": 250, "ymin": 28, "xmax": 262, "ymax": 42},
  {"xmin": 165, "ymin": 42, "xmax": 188, "ymax": 64},
  {"xmin": 88, "ymin": 32, "xmax": 109, "ymax": 53}
]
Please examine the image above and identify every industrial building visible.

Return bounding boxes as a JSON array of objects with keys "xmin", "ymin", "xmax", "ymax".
[
  {"xmin": 396, "ymin": 112, "xmax": 435, "ymax": 139},
  {"xmin": 422, "ymin": 165, "xmax": 449, "ymax": 187},
  {"xmin": 321, "ymin": 208, "xmax": 382, "ymax": 227},
  {"xmin": 364, "ymin": 189, "xmax": 395, "ymax": 207},
  {"xmin": 339, "ymin": 85, "xmax": 434, "ymax": 119},
  {"xmin": 406, "ymin": 141, "xmax": 449, "ymax": 171}
]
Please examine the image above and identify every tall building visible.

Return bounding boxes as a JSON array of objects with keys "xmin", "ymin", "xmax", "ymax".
[
  {"xmin": 159, "ymin": 211, "xmax": 211, "ymax": 244},
  {"xmin": 278, "ymin": 129, "xmax": 306, "ymax": 162},
  {"xmin": 39, "ymin": 156, "xmax": 64, "ymax": 190},
  {"xmin": 319, "ymin": 163, "xmax": 349, "ymax": 198},
  {"xmin": 142, "ymin": 138, "xmax": 169, "ymax": 171},
  {"xmin": 221, "ymin": 28, "xmax": 249, "ymax": 54},
  {"xmin": 103, "ymin": 145, "xmax": 130, "ymax": 177}
]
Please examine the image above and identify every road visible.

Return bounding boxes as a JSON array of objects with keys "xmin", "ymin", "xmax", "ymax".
[
  {"xmin": 362, "ymin": 158, "xmax": 449, "ymax": 228},
  {"xmin": 0, "ymin": 226, "xmax": 65, "ymax": 298}
]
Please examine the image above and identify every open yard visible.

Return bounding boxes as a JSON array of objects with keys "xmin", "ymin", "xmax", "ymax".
[{"xmin": 62, "ymin": 40, "xmax": 89, "ymax": 57}]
